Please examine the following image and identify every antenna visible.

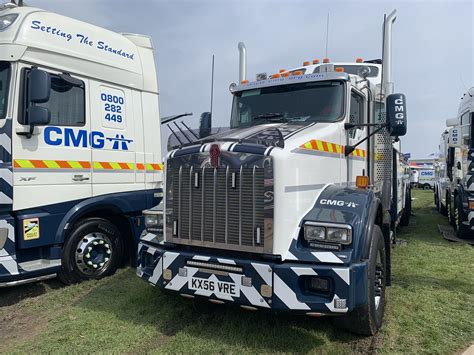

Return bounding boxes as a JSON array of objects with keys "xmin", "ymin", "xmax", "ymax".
[
  {"xmin": 210, "ymin": 54, "xmax": 215, "ymax": 117},
  {"xmin": 325, "ymin": 13, "xmax": 330, "ymax": 58}
]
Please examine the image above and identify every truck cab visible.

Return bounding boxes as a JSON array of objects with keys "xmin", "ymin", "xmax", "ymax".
[
  {"xmin": 437, "ymin": 90, "xmax": 474, "ymax": 238},
  {"xmin": 0, "ymin": 4, "xmax": 162, "ymax": 286},
  {"xmin": 137, "ymin": 12, "xmax": 408, "ymax": 335}
]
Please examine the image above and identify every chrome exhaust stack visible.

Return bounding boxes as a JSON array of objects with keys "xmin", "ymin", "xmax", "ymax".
[
  {"xmin": 238, "ymin": 42, "xmax": 247, "ymax": 83},
  {"xmin": 382, "ymin": 10, "xmax": 397, "ymax": 96}
]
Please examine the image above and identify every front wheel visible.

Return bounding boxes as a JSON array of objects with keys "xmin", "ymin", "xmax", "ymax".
[
  {"xmin": 447, "ymin": 197, "xmax": 455, "ymax": 226},
  {"xmin": 58, "ymin": 218, "xmax": 124, "ymax": 285},
  {"xmin": 333, "ymin": 225, "xmax": 386, "ymax": 335},
  {"xmin": 454, "ymin": 196, "xmax": 471, "ymax": 239}
]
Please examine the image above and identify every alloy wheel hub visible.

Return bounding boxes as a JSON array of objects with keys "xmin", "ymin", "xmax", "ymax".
[{"xmin": 75, "ymin": 233, "xmax": 112, "ymax": 275}]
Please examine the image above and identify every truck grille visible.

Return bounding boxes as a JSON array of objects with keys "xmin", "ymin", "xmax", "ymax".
[{"xmin": 165, "ymin": 151, "xmax": 273, "ymax": 253}]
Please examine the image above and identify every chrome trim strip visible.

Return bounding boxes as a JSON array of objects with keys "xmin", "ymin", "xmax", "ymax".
[
  {"xmin": 201, "ymin": 166, "xmax": 206, "ymax": 242},
  {"xmin": 252, "ymin": 165, "xmax": 256, "ymax": 247},
  {"xmin": 189, "ymin": 166, "xmax": 193, "ymax": 240},
  {"xmin": 178, "ymin": 165, "xmax": 182, "ymax": 238},
  {"xmin": 0, "ymin": 273, "xmax": 56, "ymax": 288},
  {"xmin": 213, "ymin": 168, "xmax": 217, "ymax": 243},
  {"xmin": 225, "ymin": 166, "xmax": 229, "ymax": 244},
  {"xmin": 239, "ymin": 165, "xmax": 243, "ymax": 246}
]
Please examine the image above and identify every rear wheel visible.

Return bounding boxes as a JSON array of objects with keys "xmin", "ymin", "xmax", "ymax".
[
  {"xmin": 447, "ymin": 197, "xmax": 455, "ymax": 226},
  {"xmin": 333, "ymin": 225, "xmax": 386, "ymax": 336},
  {"xmin": 423, "ymin": 184, "xmax": 431, "ymax": 190},
  {"xmin": 58, "ymin": 218, "xmax": 124, "ymax": 285},
  {"xmin": 454, "ymin": 195, "xmax": 471, "ymax": 239},
  {"xmin": 400, "ymin": 189, "xmax": 411, "ymax": 226}
]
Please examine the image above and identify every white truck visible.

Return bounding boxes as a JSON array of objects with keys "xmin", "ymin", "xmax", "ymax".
[
  {"xmin": 434, "ymin": 90, "xmax": 474, "ymax": 238},
  {"xmin": 137, "ymin": 11, "xmax": 409, "ymax": 335},
  {"xmin": 412, "ymin": 167, "xmax": 435, "ymax": 190},
  {"xmin": 0, "ymin": 3, "xmax": 163, "ymax": 286}
]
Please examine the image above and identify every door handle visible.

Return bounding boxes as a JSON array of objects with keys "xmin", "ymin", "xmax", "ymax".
[{"xmin": 73, "ymin": 175, "xmax": 90, "ymax": 182}]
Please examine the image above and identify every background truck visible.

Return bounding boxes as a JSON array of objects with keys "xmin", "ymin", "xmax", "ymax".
[
  {"xmin": 137, "ymin": 10, "xmax": 409, "ymax": 335},
  {"xmin": 434, "ymin": 90, "xmax": 474, "ymax": 238},
  {"xmin": 0, "ymin": 3, "xmax": 163, "ymax": 286},
  {"xmin": 411, "ymin": 167, "xmax": 435, "ymax": 190}
]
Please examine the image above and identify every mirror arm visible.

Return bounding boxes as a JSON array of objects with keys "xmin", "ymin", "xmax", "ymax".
[
  {"xmin": 17, "ymin": 124, "xmax": 34, "ymax": 139},
  {"xmin": 345, "ymin": 124, "xmax": 386, "ymax": 157}
]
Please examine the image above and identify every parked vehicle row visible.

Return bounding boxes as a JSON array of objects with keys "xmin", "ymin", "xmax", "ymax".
[{"xmin": 434, "ymin": 90, "xmax": 474, "ymax": 238}]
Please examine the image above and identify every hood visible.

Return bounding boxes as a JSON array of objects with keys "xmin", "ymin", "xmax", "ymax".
[{"xmin": 168, "ymin": 122, "xmax": 315, "ymax": 151}]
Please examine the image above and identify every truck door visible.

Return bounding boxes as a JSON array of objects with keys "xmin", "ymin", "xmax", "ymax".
[
  {"xmin": 13, "ymin": 66, "xmax": 92, "ymax": 210},
  {"xmin": 89, "ymin": 83, "xmax": 136, "ymax": 195},
  {"xmin": 346, "ymin": 90, "xmax": 368, "ymax": 183}
]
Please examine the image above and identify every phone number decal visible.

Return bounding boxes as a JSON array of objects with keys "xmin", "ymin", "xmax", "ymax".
[{"xmin": 101, "ymin": 92, "xmax": 125, "ymax": 127}]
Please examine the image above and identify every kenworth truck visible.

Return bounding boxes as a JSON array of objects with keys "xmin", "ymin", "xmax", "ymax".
[
  {"xmin": 0, "ymin": 3, "xmax": 162, "ymax": 286},
  {"xmin": 137, "ymin": 11, "xmax": 408, "ymax": 335},
  {"xmin": 434, "ymin": 89, "xmax": 474, "ymax": 238}
]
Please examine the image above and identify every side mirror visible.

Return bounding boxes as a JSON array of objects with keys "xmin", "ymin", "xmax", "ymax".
[
  {"xmin": 27, "ymin": 106, "xmax": 50, "ymax": 126},
  {"xmin": 29, "ymin": 68, "xmax": 51, "ymax": 103},
  {"xmin": 386, "ymin": 93, "xmax": 407, "ymax": 137},
  {"xmin": 199, "ymin": 112, "xmax": 212, "ymax": 139}
]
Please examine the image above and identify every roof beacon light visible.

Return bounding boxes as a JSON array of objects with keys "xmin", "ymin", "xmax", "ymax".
[
  {"xmin": 356, "ymin": 58, "xmax": 364, "ymax": 63},
  {"xmin": 240, "ymin": 80, "xmax": 249, "ymax": 84},
  {"xmin": 281, "ymin": 72, "xmax": 290, "ymax": 77},
  {"xmin": 279, "ymin": 69, "xmax": 286, "ymax": 73},
  {"xmin": 312, "ymin": 59, "xmax": 320, "ymax": 64},
  {"xmin": 356, "ymin": 176, "xmax": 369, "ymax": 189},
  {"xmin": 291, "ymin": 70, "xmax": 303, "ymax": 76},
  {"xmin": 323, "ymin": 58, "xmax": 330, "ymax": 63},
  {"xmin": 303, "ymin": 61, "xmax": 310, "ymax": 66},
  {"xmin": 270, "ymin": 73, "xmax": 281, "ymax": 79}
]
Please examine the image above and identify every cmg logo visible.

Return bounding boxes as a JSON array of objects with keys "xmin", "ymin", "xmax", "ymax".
[{"xmin": 44, "ymin": 127, "xmax": 133, "ymax": 151}]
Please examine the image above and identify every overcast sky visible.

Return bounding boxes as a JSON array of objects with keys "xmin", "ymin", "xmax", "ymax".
[{"xmin": 31, "ymin": 0, "xmax": 473, "ymax": 159}]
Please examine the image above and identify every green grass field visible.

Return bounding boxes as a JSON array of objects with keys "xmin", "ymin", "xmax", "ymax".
[{"xmin": 1, "ymin": 190, "xmax": 473, "ymax": 354}]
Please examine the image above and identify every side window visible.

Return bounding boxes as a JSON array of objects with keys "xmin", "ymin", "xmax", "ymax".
[
  {"xmin": 20, "ymin": 69, "xmax": 85, "ymax": 126},
  {"xmin": 349, "ymin": 91, "xmax": 365, "ymax": 138},
  {"xmin": 460, "ymin": 112, "xmax": 470, "ymax": 146}
]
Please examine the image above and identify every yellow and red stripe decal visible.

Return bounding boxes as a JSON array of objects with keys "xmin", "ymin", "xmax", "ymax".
[
  {"xmin": 300, "ymin": 140, "xmax": 366, "ymax": 158},
  {"xmin": 14, "ymin": 160, "xmax": 163, "ymax": 171}
]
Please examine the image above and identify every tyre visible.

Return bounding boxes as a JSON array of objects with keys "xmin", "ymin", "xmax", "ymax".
[
  {"xmin": 454, "ymin": 195, "xmax": 471, "ymax": 239},
  {"xmin": 434, "ymin": 189, "xmax": 439, "ymax": 209},
  {"xmin": 447, "ymin": 197, "xmax": 455, "ymax": 226},
  {"xmin": 332, "ymin": 225, "xmax": 386, "ymax": 336},
  {"xmin": 423, "ymin": 184, "xmax": 431, "ymax": 190},
  {"xmin": 58, "ymin": 218, "xmax": 124, "ymax": 285},
  {"xmin": 400, "ymin": 190, "xmax": 411, "ymax": 227}
]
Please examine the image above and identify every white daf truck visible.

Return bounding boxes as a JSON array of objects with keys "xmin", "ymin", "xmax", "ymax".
[
  {"xmin": 0, "ymin": 3, "xmax": 163, "ymax": 286},
  {"xmin": 137, "ymin": 11, "xmax": 409, "ymax": 335},
  {"xmin": 434, "ymin": 90, "xmax": 474, "ymax": 238}
]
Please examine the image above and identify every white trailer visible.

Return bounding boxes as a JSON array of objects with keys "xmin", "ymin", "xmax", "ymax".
[
  {"xmin": 0, "ymin": 3, "xmax": 163, "ymax": 286},
  {"xmin": 137, "ymin": 11, "xmax": 409, "ymax": 335}
]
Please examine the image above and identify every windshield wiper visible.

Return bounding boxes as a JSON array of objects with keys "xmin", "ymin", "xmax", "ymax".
[{"xmin": 252, "ymin": 113, "xmax": 285, "ymax": 121}]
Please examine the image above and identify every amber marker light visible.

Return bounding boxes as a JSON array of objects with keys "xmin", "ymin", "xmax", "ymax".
[
  {"xmin": 356, "ymin": 176, "xmax": 369, "ymax": 189},
  {"xmin": 240, "ymin": 80, "xmax": 249, "ymax": 84},
  {"xmin": 335, "ymin": 67, "xmax": 344, "ymax": 72}
]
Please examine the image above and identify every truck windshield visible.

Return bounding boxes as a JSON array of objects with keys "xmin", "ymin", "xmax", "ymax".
[
  {"xmin": 0, "ymin": 61, "xmax": 11, "ymax": 119},
  {"xmin": 231, "ymin": 81, "xmax": 344, "ymax": 128}
]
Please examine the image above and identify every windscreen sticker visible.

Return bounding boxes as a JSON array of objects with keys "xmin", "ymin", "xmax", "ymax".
[{"xmin": 23, "ymin": 218, "xmax": 40, "ymax": 241}]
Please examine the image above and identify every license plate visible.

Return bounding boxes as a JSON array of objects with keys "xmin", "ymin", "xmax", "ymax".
[{"xmin": 189, "ymin": 276, "xmax": 240, "ymax": 297}]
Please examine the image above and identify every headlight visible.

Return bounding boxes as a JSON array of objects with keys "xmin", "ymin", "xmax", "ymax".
[
  {"xmin": 304, "ymin": 225, "xmax": 326, "ymax": 241},
  {"xmin": 0, "ymin": 14, "xmax": 18, "ymax": 31},
  {"xmin": 304, "ymin": 222, "xmax": 352, "ymax": 245},
  {"xmin": 144, "ymin": 211, "xmax": 163, "ymax": 233}
]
